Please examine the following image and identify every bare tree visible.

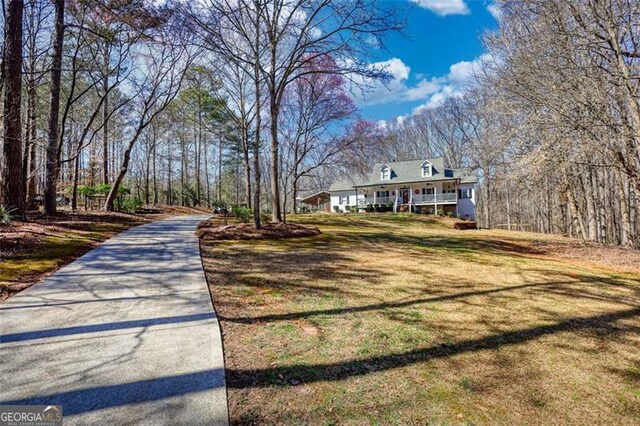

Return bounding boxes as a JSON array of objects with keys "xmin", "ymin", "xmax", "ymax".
[
  {"xmin": 104, "ymin": 40, "xmax": 195, "ymax": 210},
  {"xmin": 43, "ymin": 0, "xmax": 65, "ymax": 215},
  {"xmin": 1, "ymin": 0, "xmax": 25, "ymax": 217}
]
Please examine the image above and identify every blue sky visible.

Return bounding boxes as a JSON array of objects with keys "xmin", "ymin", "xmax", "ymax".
[{"xmin": 356, "ymin": 0, "xmax": 500, "ymax": 122}]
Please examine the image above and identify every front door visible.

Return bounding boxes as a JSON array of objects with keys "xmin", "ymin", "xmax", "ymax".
[{"xmin": 401, "ymin": 189, "xmax": 409, "ymax": 204}]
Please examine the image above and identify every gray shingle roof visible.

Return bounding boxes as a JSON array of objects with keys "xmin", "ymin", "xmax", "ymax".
[
  {"xmin": 328, "ymin": 158, "xmax": 477, "ymax": 191},
  {"xmin": 328, "ymin": 177, "xmax": 366, "ymax": 192},
  {"xmin": 361, "ymin": 158, "xmax": 477, "ymax": 187}
]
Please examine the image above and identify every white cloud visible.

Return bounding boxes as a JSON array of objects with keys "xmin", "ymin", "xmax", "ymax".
[
  {"xmin": 406, "ymin": 78, "xmax": 444, "ymax": 100},
  {"xmin": 354, "ymin": 57, "xmax": 411, "ymax": 106},
  {"xmin": 447, "ymin": 54, "xmax": 492, "ymax": 86},
  {"xmin": 410, "ymin": 54, "xmax": 493, "ymax": 112},
  {"xmin": 410, "ymin": 0, "xmax": 470, "ymax": 16},
  {"xmin": 354, "ymin": 53, "xmax": 495, "ymax": 117}
]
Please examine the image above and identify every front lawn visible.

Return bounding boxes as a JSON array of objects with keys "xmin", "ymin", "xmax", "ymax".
[{"xmin": 200, "ymin": 214, "xmax": 640, "ymax": 425}]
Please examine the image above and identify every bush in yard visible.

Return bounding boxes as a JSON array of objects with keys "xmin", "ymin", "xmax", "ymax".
[
  {"xmin": 365, "ymin": 203, "xmax": 374, "ymax": 213},
  {"xmin": 121, "ymin": 198, "xmax": 143, "ymax": 213},
  {"xmin": 75, "ymin": 185, "xmax": 96, "ymax": 196},
  {"xmin": 232, "ymin": 205, "xmax": 252, "ymax": 223},
  {"xmin": 211, "ymin": 200, "xmax": 227, "ymax": 210},
  {"xmin": 0, "ymin": 205, "xmax": 15, "ymax": 226},
  {"xmin": 333, "ymin": 206, "xmax": 340, "ymax": 213},
  {"xmin": 344, "ymin": 205, "xmax": 350, "ymax": 213}
]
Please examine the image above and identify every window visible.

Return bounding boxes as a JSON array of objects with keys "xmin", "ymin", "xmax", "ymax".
[
  {"xmin": 459, "ymin": 188, "xmax": 473, "ymax": 199},
  {"xmin": 340, "ymin": 195, "xmax": 349, "ymax": 204},
  {"xmin": 422, "ymin": 187, "xmax": 434, "ymax": 195},
  {"xmin": 376, "ymin": 190, "xmax": 390, "ymax": 198},
  {"xmin": 422, "ymin": 164, "xmax": 432, "ymax": 177},
  {"xmin": 381, "ymin": 166, "xmax": 390, "ymax": 180}
]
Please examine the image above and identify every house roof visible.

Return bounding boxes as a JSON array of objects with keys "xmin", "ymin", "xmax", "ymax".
[
  {"xmin": 328, "ymin": 158, "xmax": 477, "ymax": 192},
  {"xmin": 362, "ymin": 158, "xmax": 477, "ymax": 187},
  {"xmin": 328, "ymin": 177, "xmax": 366, "ymax": 192},
  {"xmin": 298, "ymin": 191, "xmax": 330, "ymax": 205}
]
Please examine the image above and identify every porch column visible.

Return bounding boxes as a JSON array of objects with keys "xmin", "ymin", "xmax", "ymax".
[
  {"xmin": 394, "ymin": 190, "xmax": 399, "ymax": 213},
  {"xmin": 373, "ymin": 190, "xmax": 377, "ymax": 205},
  {"xmin": 409, "ymin": 186, "xmax": 413, "ymax": 213},
  {"xmin": 455, "ymin": 180, "xmax": 459, "ymax": 218},
  {"xmin": 355, "ymin": 187, "xmax": 358, "ymax": 212},
  {"xmin": 434, "ymin": 185, "xmax": 438, "ymax": 215}
]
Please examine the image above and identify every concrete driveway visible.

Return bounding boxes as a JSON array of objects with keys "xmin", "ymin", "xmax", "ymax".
[{"xmin": 0, "ymin": 215, "xmax": 228, "ymax": 425}]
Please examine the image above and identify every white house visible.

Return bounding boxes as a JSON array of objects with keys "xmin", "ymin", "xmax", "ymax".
[{"xmin": 329, "ymin": 157, "xmax": 478, "ymax": 220}]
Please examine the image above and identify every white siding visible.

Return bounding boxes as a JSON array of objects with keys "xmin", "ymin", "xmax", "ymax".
[
  {"xmin": 330, "ymin": 190, "xmax": 358, "ymax": 212},
  {"xmin": 457, "ymin": 184, "xmax": 476, "ymax": 220}
]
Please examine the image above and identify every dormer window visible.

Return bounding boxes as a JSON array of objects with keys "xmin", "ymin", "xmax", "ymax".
[
  {"xmin": 421, "ymin": 161, "xmax": 432, "ymax": 177},
  {"xmin": 381, "ymin": 166, "xmax": 390, "ymax": 180}
]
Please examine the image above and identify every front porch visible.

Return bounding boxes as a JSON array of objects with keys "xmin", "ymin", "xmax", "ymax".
[{"xmin": 355, "ymin": 181, "xmax": 459, "ymax": 213}]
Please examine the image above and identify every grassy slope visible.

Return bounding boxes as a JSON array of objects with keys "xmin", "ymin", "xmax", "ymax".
[{"xmin": 201, "ymin": 214, "xmax": 640, "ymax": 425}]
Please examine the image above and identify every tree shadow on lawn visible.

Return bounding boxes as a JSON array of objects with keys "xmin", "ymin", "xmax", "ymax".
[
  {"xmin": 354, "ymin": 231, "xmax": 544, "ymax": 257},
  {"xmin": 219, "ymin": 279, "xmax": 588, "ymax": 324},
  {"xmin": 201, "ymin": 242, "xmax": 385, "ymax": 299},
  {"xmin": 227, "ymin": 305, "xmax": 640, "ymax": 388}
]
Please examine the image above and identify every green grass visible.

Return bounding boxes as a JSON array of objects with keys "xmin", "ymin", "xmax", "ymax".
[
  {"xmin": 200, "ymin": 213, "xmax": 640, "ymax": 425},
  {"xmin": 0, "ymin": 236, "xmax": 91, "ymax": 281}
]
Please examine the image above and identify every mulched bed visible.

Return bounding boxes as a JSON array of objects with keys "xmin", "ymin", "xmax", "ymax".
[{"xmin": 196, "ymin": 220, "xmax": 321, "ymax": 240}]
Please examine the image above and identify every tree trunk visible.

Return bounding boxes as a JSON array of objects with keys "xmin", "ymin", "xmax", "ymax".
[
  {"xmin": 196, "ymin": 100, "xmax": 202, "ymax": 206},
  {"xmin": 102, "ymin": 42, "xmax": 109, "ymax": 184},
  {"xmin": 566, "ymin": 184, "xmax": 587, "ymax": 243},
  {"xmin": 167, "ymin": 141, "xmax": 172, "ymax": 205},
  {"xmin": 242, "ymin": 123, "xmax": 252, "ymax": 209},
  {"xmin": 252, "ymin": 5, "xmax": 262, "ymax": 229},
  {"xmin": 580, "ymin": 168, "xmax": 597, "ymax": 241},
  {"xmin": 204, "ymin": 136, "xmax": 210, "ymax": 208},
  {"xmin": 104, "ymin": 135, "xmax": 138, "ymax": 211},
  {"xmin": 43, "ymin": 0, "xmax": 64, "ymax": 215},
  {"xmin": 614, "ymin": 169, "xmax": 635, "ymax": 247},
  {"xmin": 217, "ymin": 136, "xmax": 223, "ymax": 202},
  {"xmin": 145, "ymin": 137, "xmax": 150, "ymax": 205},
  {"xmin": 26, "ymin": 72, "xmax": 38, "ymax": 209},
  {"xmin": 71, "ymin": 153, "xmax": 80, "ymax": 210},
  {"xmin": 269, "ymin": 96, "xmax": 282, "ymax": 222},
  {"xmin": 2, "ymin": 0, "xmax": 25, "ymax": 217},
  {"xmin": 152, "ymin": 132, "xmax": 158, "ymax": 205}
]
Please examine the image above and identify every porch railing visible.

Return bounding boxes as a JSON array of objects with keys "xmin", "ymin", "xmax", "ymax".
[
  {"xmin": 358, "ymin": 192, "xmax": 458, "ymax": 206},
  {"xmin": 358, "ymin": 196, "xmax": 391, "ymax": 205},
  {"xmin": 412, "ymin": 193, "xmax": 457, "ymax": 204}
]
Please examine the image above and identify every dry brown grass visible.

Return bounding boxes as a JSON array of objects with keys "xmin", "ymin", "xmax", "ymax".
[{"xmin": 200, "ymin": 214, "xmax": 640, "ymax": 425}]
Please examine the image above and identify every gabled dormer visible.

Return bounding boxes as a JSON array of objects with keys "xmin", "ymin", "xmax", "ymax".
[
  {"xmin": 420, "ymin": 160, "xmax": 433, "ymax": 177},
  {"xmin": 380, "ymin": 164, "xmax": 391, "ymax": 180}
]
